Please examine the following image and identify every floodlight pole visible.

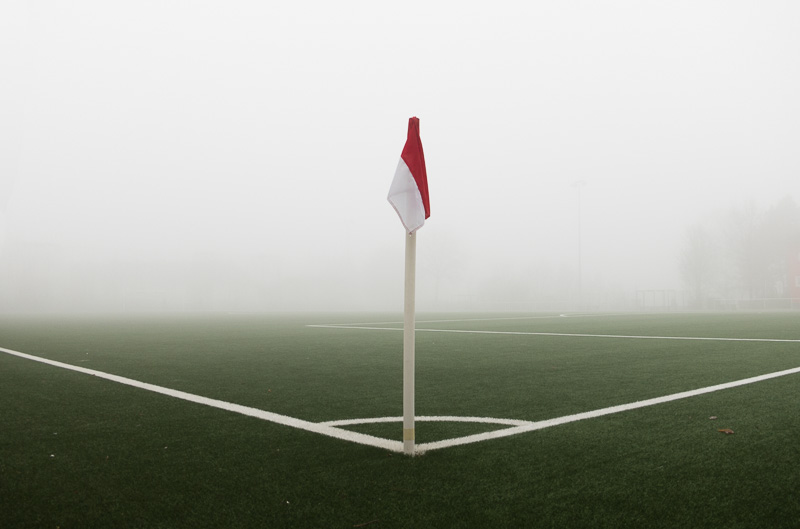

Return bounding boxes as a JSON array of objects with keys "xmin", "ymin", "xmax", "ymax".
[
  {"xmin": 575, "ymin": 180, "xmax": 586, "ymax": 310},
  {"xmin": 403, "ymin": 230, "xmax": 416, "ymax": 456}
]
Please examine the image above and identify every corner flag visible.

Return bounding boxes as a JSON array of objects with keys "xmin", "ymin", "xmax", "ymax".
[
  {"xmin": 387, "ymin": 117, "xmax": 430, "ymax": 456},
  {"xmin": 387, "ymin": 117, "xmax": 430, "ymax": 233}
]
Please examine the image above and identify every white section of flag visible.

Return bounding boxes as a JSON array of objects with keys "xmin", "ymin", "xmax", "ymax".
[{"xmin": 387, "ymin": 158, "xmax": 426, "ymax": 233}]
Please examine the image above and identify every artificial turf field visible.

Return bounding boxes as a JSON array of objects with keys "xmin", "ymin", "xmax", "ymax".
[{"xmin": 1, "ymin": 311, "xmax": 800, "ymax": 528}]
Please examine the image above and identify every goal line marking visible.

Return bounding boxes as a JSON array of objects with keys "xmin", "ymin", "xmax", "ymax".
[{"xmin": 0, "ymin": 346, "xmax": 402, "ymax": 453}]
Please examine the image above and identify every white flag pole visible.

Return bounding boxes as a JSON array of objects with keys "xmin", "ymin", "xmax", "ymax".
[{"xmin": 403, "ymin": 230, "xmax": 417, "ymax": 456}]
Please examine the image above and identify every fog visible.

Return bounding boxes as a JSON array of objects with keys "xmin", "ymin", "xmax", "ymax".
[{"xmin": 2, "ymin": 1, "xmax": 799, "ymax": 313}]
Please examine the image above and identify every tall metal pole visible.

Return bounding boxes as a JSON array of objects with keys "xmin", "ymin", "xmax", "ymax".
[{"xmin": 575, "ymin": 181, "xmax": 585, "ymax": 310}]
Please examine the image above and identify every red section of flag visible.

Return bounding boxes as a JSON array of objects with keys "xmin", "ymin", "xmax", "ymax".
[{"xmin": 400, "ymin": 117, "xmax": 430, "ymax": 219}]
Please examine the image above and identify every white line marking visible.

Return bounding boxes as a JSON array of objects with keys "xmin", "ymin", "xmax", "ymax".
[
  {"xmin": 310, "ymin": 313, "xmax": 645, "ymax": 328},
  {"xmin": 321, "ymin": 416, "xmax": 532, "ymax": 427},
  {"xmin": 402, "ymin": 315, "xmax": 578, "ymax": 324},
  {"xmin": 0, "ymin": 346, "xmax": 403, "ymax": 453},
  {"xmin": 418, "ymin": 365, "xmax": 800, "ymax": 451},
  {"xmin": 313, "ymin": 314, "xmax": 577, "ymax": 328},
  {"xmin": 557, "ymin": 312, "xmax": 634, "ymax": 318},
  {"xmin": 5, "ymin": 345, "xmax": 800, "ymax": 454},
  {"xmin": 307, "ymin": 325, "xmax": 800, "ymax": 343}
]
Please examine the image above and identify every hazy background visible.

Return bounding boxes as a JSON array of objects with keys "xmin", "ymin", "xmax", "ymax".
[{"xmin": 2, "ymin": 1, "xmax": 799, "ymax": 313}]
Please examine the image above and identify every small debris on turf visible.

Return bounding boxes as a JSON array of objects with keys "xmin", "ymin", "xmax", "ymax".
[
  {"xmin": 353, "ymin": 520, "xmax": 379, "ymax": 528},
  {"xmin": 709, "ymin": 416, "xmax": 717, "ymax": 420},
  {"xmin": 718, "ymin": 428, "xmax": 734, "ymax": 435}
]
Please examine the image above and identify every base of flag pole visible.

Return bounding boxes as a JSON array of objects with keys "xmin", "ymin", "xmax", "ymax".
[{"xmin": 403, "ymin": 429, "xmax": 415, "ymax": 456}]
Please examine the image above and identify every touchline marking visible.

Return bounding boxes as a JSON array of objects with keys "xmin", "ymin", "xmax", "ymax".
[
  {"xmin": 0, "ymin": 346, "xmax": 402, "ymax": 453},
  {"xmin": 416, "ymin": 364, "xmax": 800, "ymax": 451},
  {"xmin": 306, "ymin": 324, "xmax": 800, "ymax": 343}
]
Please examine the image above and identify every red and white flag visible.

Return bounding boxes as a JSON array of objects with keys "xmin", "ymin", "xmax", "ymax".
[{"xmin": 388, "ymin": 117, "xmax": 430, "ymax": 233}]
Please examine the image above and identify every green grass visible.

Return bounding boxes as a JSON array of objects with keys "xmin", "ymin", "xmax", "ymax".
[{"xmin": 2, "ymin": 312, "xmax": 800, "ymax": 528}]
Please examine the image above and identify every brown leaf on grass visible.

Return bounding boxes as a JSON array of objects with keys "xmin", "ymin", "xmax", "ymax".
[{"xmin": 718, "ymin": 428, "xmax": 735, "ymax": 435}]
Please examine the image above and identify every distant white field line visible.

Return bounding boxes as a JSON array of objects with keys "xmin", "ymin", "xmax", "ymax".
[
  {"xmin": 313, "ymin": 313, "xmax": 660, "ymax": 328},
  {"xmin": 319, "ymin": 314, "xmax": 580, "ymax": 327},
  {"xmin": 306, "ymin": 324, "xmax": 800, "ymax": 343}
]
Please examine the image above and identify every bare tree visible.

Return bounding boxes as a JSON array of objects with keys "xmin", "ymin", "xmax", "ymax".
[{"xmin": 681, "ymin": 197, "xmax": 800, "ymax": 308}]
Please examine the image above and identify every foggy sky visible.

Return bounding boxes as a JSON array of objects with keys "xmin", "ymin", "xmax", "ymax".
[{"xmin": 2, "ymin": 1, "xmax": 799, "ymax": 313}]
